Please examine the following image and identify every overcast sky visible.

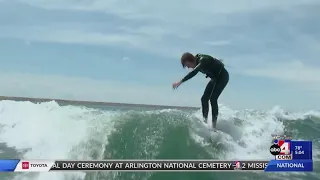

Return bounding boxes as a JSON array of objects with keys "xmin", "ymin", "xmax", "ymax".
[{"xmin": 0, "ymin": 0, "xmax": 319, "ymax": 111}]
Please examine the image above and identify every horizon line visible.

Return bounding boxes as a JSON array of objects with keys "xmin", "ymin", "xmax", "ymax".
[{"xmin": 0, "ymin": 96, "xmax": 200, "ymax": 110}]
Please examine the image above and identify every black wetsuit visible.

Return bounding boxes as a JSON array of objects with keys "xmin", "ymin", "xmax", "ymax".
[{"xmin": 181, "ymin": 54, "xmax": 229, "ymax": 127}]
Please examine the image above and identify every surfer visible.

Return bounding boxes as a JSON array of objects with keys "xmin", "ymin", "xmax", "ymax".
[{"xmin": 172, "ymin": 52, "xmax": 229, "ymax": 130}]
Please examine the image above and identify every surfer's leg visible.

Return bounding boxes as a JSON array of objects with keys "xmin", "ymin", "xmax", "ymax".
[
  {"xmin": 209, "ymin": 100, "xmax": 218, "ymax": 129},
  {"xmin": 209, "ymin": 68, "xmax": 229, "ymax": 129},
  {"xmin": 201, "ymin": 80, "xmax": 215, "ymax": 123}
]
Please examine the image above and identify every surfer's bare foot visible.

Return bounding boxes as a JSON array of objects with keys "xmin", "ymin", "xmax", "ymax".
[
  {"xmin": 204, "ymin": 117, "xmax": 208, "ymax": 124},
  {"xmin": 212, "ymin": 117, "xmax": 217, "ymax": 129},
  {"xmin": 212, "ymin": 122, "xmax": 216, "ymax": 129}
]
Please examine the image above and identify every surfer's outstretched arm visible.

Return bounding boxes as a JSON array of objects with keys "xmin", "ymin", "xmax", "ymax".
[
  {"xmin": 180, "ymin": 63, "xmax": 202, "ymax": 83},
  {"xmin": 173, "ymin": 53, "xmax": 203, "ymax": 89},
  {"xmin": 172, "ymin": 63, "xmax": 202, "ymax": 89}
]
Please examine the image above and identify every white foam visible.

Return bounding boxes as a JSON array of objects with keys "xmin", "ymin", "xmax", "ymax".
[
  {"xmin": 0, "ymin": 100, "xmax": 117, "ymax": 180},
  {"xmin": 268, "ymin": 106, "xmax": 320, "ymax": 120},
  {"xmin": 190, "ymin": 104, "xmax": 320, "ymax": 160},
  {"xmin": 0, "ymin": 100, "xmax": 319, "ymax": 179}
]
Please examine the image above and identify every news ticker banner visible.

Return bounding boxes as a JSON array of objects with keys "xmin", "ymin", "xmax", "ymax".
[{"xmin": 0, "ymin": 159, "xmax": 313, "ymax": 172}]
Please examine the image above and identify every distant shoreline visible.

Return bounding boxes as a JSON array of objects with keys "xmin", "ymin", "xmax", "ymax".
[{"xmin": 0, "ymin": 96, "xmax": 199, "ymax": 110}]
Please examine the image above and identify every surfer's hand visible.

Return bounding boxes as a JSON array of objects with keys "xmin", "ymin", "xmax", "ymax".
[{"xmin": 172, "ymin": 81, "xmax": 181, "ymax": 89}]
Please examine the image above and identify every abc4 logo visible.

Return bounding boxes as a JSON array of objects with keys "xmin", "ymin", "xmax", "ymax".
[
  {"xmin": 270, "ymin": 140, "xmax": 290, "ymax": 155},
  {"xmin": 270, "ymin": 144, "xmax": 282, "ymax": 155}
]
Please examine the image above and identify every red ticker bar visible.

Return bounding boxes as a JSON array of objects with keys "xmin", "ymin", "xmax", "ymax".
[{"xmin": 50, "ymin": 160, "xmax": 269, "ymax": 171}]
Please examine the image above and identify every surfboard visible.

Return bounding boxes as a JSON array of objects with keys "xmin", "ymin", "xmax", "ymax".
[
  {"xmin": 193, "ymin": 117, "xmax": 223, "ymax": 145},
  {"xmin": 197, "ymin": 117, "xmax": 219, "ymax": 132},
  {"xmin": 193, "ymin": 116, "xmax": 224, "ymax": 144}
]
